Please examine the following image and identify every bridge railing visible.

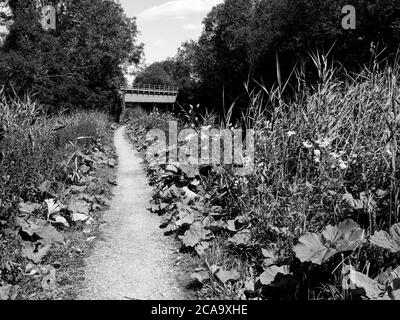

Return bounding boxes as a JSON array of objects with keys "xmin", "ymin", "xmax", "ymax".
[{"xmin": 122, "ymin": 84, "xmax": 179, "ymax": 95}]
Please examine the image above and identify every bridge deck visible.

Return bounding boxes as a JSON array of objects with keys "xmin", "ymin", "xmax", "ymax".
[
  {"xmin": 121, "ymin": 84, "xmax": 179, "ymax": 104},
  {"xmin": 122, "ymin": 84, "xmax": 179, "ymax": 95}
]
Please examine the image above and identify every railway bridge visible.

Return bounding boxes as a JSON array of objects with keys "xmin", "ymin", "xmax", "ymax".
[
  {"xmin": 119, "ymin": 84, "xmax": 179, "ymax": 121},
  {"xmin": 122, "ymin": 84, "xmax": 178, "ymax": 104},
  {"xmin": 120, "ymin": 84, "xmax": 178, "ymax": 121}
]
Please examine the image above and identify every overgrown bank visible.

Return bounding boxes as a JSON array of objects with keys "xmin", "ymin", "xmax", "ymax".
[
  {"xmin": 0, "ymin": 93, "xmax": 117, "ymax": 300},
  {"xmin": 125, "ymin": 61, "xmax": 400, "ymax": 300}
]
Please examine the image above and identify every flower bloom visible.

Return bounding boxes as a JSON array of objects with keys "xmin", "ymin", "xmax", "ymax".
[
  {"xmin": 315, "ymin": 138, "xmax": 330, "ymax": 148},
  {"xmin": 314, "ymin": 149, "xmax": 321, "ymax": 163},
  {"xmin": 303, "ymin": 141, "xmax": 313, "ymax": 149},
  {"xmin": 286, "ymin": 131, "xmax": 296, "ymax": 137},
  {"xmin": 338, "ymin": 160, "xmax": 348, "ymax": 170},
  {"xmin": 330, "ymin": 152, "xmax": 340, "ymax": 159}
]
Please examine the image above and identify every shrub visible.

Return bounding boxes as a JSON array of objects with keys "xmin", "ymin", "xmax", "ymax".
[{"xmin": 0, "ymin": 92, "xmax": 109, "ymax": 221}]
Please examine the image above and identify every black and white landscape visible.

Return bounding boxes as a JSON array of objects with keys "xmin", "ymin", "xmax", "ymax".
[{"xmin": 1, "ymin": 0, "xmax": 400, "ymax": 305}]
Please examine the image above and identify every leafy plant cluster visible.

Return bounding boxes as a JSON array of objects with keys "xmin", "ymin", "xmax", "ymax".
[
  {"xmin": 126, "ymin": 56, "xmax": 400, "ymax": 300},
  {"xmin": 0, "ymin": 92, "xmax": 116, "ymax": 299}
]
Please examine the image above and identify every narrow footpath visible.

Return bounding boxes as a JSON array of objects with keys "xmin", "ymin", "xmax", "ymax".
[{"xmin": 80, "ymin": 126, "xmax": 185, "ymax": 300}]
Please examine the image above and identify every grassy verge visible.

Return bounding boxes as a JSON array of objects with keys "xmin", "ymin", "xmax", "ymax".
[
  {"xmin": 125, "ymin": 59, "xmax": 400, "ymax": 300},
  {"xmin": 0, "ymin": 93, "xmax": 117, "ymax": 300}
]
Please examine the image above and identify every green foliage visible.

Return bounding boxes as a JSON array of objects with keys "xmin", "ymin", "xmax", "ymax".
[
  {"xmin": 0, "ymin": 0, "xmax": 143, "ymax": 112},
  {"xmin": 175, "ymin": 0, "xmax": 400, "ymax": 112}
]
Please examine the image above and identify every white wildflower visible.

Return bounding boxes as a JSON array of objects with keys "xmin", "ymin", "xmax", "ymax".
[
  {"xmin": 303, "ymin": 141, "xmax": 313, "ymax": 149},
  {"xmin": 314, "ymin": 149, "xmax": 321, "ymax": 157},
  {"xmin": 315, "ymin": 138, "xmax": 331, "ymax": 148},
  {"xmin": 338, "ymin": 160, "xmax": 348, "ymax": 170},
  {"xmin": 286, "ymin": 131, "xmax": 296, "ymax": 138},
  {"xmin": 330, "ymin": 152, "xmax": 340, "ymax": 159}
]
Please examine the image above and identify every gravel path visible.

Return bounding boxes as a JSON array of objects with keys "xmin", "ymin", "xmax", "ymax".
[{"xmin": 80, "ymin": 126, "xmax": 185, "ymax": 300}]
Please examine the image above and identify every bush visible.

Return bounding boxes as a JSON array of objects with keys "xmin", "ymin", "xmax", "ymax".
[{"xmin": 0, "ymin": 92, "xmax": 109, "ymax": 221}]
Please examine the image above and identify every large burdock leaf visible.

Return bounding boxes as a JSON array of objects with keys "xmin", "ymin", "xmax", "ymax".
[
  {"xmin": 370, "ymin": 223, "xmax": 400, "ymax": 253},
  {"xmin": 261, "ymin": 244, "xmax": 279, "ymax": 267},
  {"xmin": 41, "ymin": 266, "xmax": 57, "ymax": 291},
  {"xmin": 203, "ymin": 216, "xmax": 227, "ymax": 232},
  {"xmin": 16, "ymin": 217, "xmax": 64, "ymax": 244},
  {"xmin": 259, "ymin": 265, "xmax": 290, "ymax": 286},
  {"xmin": 68, "ymin": 197, "xmax": 90, "ymax": 222},
  {"xmin": 342, "ymin": 265, "xmax": 384, "ymax": 299},
  {"xmin": 53, "ymin": 215, "xmax": 69, "ymax": 228},
  {"xmin": 228, "ymin": 229, "xmax": 252, "ymax": 246},
  {"xmin": 195, "ymin": 242, "xmax": 210, "ymax": 257},
  {"xmin": 45, "ymin": 199, "xmax": 61, "ymax": 220},
  {"xmin": 38, "ymin": 181, "xmax": 57, "ymax": 197},
  {"xmin": 176, "ymin": 210, "xmax": 195, "ymax": 228},
  {"xmin": 181, "ymin": 222, "xmax": 211, "ymax": 247},
  {"xmin": 18, "ymin": 202, "xmax": 40, "ymax": 215},
  {"xmin": 68, "ymin": 197, "xmax": 90, "ymax": 215},
  {"xmin": 0, "ymin": 285, "xmax": 12, "ymax": 300},
  {"xmin": 216, "ymin": 268, "xmax": 240, "ymax": 284},
  {"xmin": 191, "ymin": 271, "xmax": 210, "ymax": 284},
  {"xmin": 21, "ymin": 240, "xmax": 51, "ymax": 263},
  {"xmin": 375, "ymin": 266, "xmax": 400, "ymax": 300},
  {"xmin": 294, "ymin": 219, "xmax": 364, "ymax": 265}
]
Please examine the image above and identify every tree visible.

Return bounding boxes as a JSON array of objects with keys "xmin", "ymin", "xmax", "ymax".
[
  {"xmin": 176, "ymin": 0, "xmax": 400, "ymax": 114},
  {"xmin": 0, "ymin": 0, "xmax": 143, "ymax": 113},
  {"xmin": 134, "ymin": 60, "xmax": 176, "ymax": 86}
]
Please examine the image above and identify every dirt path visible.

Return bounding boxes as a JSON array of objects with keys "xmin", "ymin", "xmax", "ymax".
[{"xmin": 80, "ymin": 126, "xmax": 185, "ymax": 300}]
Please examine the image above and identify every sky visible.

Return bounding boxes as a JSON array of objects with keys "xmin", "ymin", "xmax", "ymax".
[{"xmin": 119, "ymin": 0, "xmax": 223, "ymax": 65}]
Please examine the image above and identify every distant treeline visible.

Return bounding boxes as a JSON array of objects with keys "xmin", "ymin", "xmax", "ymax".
[
  {"xmin": 0, "ymin": 0, "xmax": 143, "ymax": 113},
  {"xmin": 135, "ymin": 0, "xmax": 400, "ymax": 114}
]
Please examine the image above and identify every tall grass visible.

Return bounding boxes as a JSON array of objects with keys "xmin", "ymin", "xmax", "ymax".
[
  {"xmin": 0, "ymin": 91, "xmax": 109, "ymax": 213},
  {"xmin": 125, "ymin": 57, "xmax": 400, "ymax": 299},
  {"xmin": 245, "ymin": 57, "xmax": 400, "ymax": 233}
]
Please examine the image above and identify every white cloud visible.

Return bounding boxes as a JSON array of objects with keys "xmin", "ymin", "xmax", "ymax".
[
  {"xmin": 139, "ymin": 0, "xmax": 222, "ymax": 21},
  {"xmin": 182, "ymin": 23, "xmax": 202, "ymax": 32}
]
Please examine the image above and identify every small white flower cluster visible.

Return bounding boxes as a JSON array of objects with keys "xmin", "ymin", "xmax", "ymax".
[
  {"xmin": 314, "ymin": 149, "xmax": 321, "ymax": 163},
  {"xmin": 303, "ymin": 140, "xmax": 313, "ymax": 149},
  {"xmin": 286, "ymin": 130, "xmax": 296, "ymax": 138},
  {"xmin": 315, "ymin": 138, "xmax": 331, "ymax": 149},
  {"xmin": 329, "ymin": 151, "xmax": 348, "ymax": 170}
]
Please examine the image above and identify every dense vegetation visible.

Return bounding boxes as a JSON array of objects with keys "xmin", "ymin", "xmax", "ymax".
[
  {"xmin": 127, "ymin": 0, "xmax": 400, "ymax": 301},
  {"xmin": 126, "ymin": 56, "xmax": 400, "ymax": 300},
  {"xmin": 136, "ymin": 0, "xmax": 400, "ymax": 113},
  {"xmin": 0, "ymin": 0, "xmax": 143, "ymax": 113},
  {"xmin": 1, "ymin": 0, "xmax": 400, "ymax": 301},
  {"xmin": 0, "ymin": 0, "xmax": 137, "ymax": 299}
]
